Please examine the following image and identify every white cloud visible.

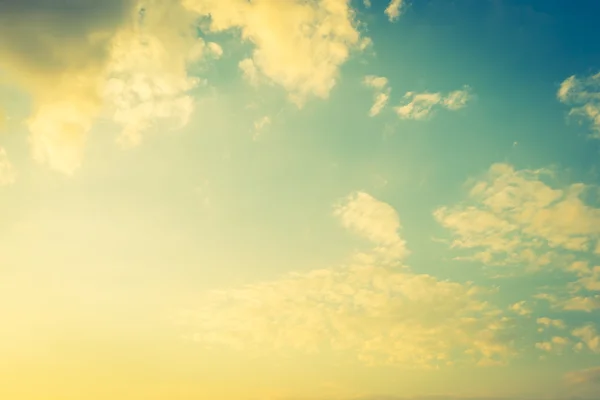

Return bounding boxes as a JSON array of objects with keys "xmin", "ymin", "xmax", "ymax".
[
  {"xmin": 103, "ymin": 2, "xmax": 212, "ymax": 148},
  {"xmin": 508, "ymin": 301, "xmax": 532, "ymax": 316},
  {"xmin": 394, "ymin": 85, "xmax": 472, "ymax": 120},
  {"xmin": 557, "ymin": 72, "xmax": 600, "ymax": 138},
  {"xmin": 385, "ymin": 0, "xmax": 405, "ymax": 22},
  {"xmin": 535, "ymin": 336, "xmax": 569, "ymax": 354},
  {"xmin": 363, "ymin": 75, "xmax": 390, "ymax": 117},
  {"xmin": 180, "ymin": 192, "xmax": 514, "ymax": 368},
  {"xmin": 572, "ymin": 325, "xmax": 600, "ymax": 353},
  {"xmin": 183, "ymin": 265, "xmax": 513, "ymax": 368},
  {"xmin": 434, "ymin": 163, "xmax": 600, "ymax": 269},
  {"xmin": 536, "ymin": 317, "xmax": 566, "ymax": 331},
  {"xmin": 183, "ymin": 0, "xmax": 368, "ymax": 107},
  {"xmin": 333, "ymin": 191, "xmax": 407, "ymax": 261},
  {"xmin": 0, "ymin": 147, "xmax": 16, "ymax": 186}
]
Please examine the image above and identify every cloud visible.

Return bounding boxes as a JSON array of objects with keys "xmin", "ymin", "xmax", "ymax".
[
  {"xmin": 536, "ymin": 317, "xmax": 566, "ymax": 331},
  {"xmin": 3, "ymin": 0, "xmax": 364, "ymax": 173},
  {"xmin": 0, "ymin": 0, "xmax": 137, "ymax": 174},
  {"xmin": 508, "ymin": 301, "xmax": 532, "ymax": 316},
  {"xmin": 557, "ymin": 72, "xmax": 600, "ymax": 138},
  {"xmin": 333, "ymin": 191, "xmax": 408, "ymax": 261},
  {"xmin": 363, "ymin": 75, "xmax": 391, "ymax": 117},
  {"xmin": 103, "ymin": 2, "xmax": 214, "ymax": 147},
  {"xmin": 183, "ymin": 0, "xmax": 368, "ymax": 107},
  {"xmin": 535, "ymin": 336, "xmax": 569, "ymax": 354},
  {"xmin": 394, "ymin": 85, "xmax": 472, "ymax": 120},
  {"xmin": 0, "ymin": 147, "xmax": 16, "ymax": 186},
  {"xmin": 180, "ymin": 192, "xmax": 514, "ymax": 368},
  {"xmin": 0, "ymin": 0, "xmax": 222, "ymax": 173},
  {"xmin": 385, "ymin": 0, "xmax": 405, "ymax": 22},
  {"xmin": 434, "ymin": 163, "xmax": 600, "ymax": 268},
  {"xmin": 572, "ymin": 325, "xmax": 600, "ymax": 353}
]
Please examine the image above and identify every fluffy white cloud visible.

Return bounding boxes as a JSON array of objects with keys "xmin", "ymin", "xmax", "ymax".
[
  {"xmin": 2, "ymin": 0, "xmax": 365, "ymax": 173},
  {"xmin": 572, "ymin": 325, "xmax": 600, "ymax": 353},
  {"xmin": 557, "ymin": 72, "xmax": 600, "ymax": 138},
  {"xmin": 394, "ymin": 85, "xmax": 472, "ymax": 120},
  {"xmin": 180, "ymin": 192, "xmax": 514, "ymax": 368},
  {"xmin": 0, "ymin": 147, "xmax": 16, "ymax": 186},
  {"xmin": 434, "ymin": 163, "xmax": 600, "ymax": 267},
  {"xmin": 333, "ymin": 191, "xmax": 407, "ymax": 261},
  {"xmin": 385, "ymin": 0, "xmax": 405, "ymax": 22},
  {"xmin": 363, "ymin": 75, "xmax": 390, "ymax": 117},
  {"xmin": 183, "ymin": 0, "xmax": 368, "ymax": 107}
]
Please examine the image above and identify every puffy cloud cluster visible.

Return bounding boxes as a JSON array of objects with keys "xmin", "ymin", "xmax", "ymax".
[
  {"xmin": 435, "ymin": 163, "xmax": 600, "ymax": 265},
  {"xmin": 181, "ymin": 192, "xmax": 515, "ymax": 368},
  {"xmin": 0, "ymin": 0, "xmax": 370, "ymax": 174},
  {"xmin": 435, "ymin": 163, "xmax": 600, "ymax": 312},
  {"xmin": 183, "ymin": 0, "xmax": 369, "ymax": 107},
  {"xmin": 558, "ymin": 72, "xmax": 600, "ymax": 138},
  {"xmin": 395, "ymin": 85, "xmax": 472, "ymax": 120}
]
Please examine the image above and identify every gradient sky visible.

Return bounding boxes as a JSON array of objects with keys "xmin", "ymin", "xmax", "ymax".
[{"xmin": 1, "ymin": 1, "xmax": 600, "ymax": 399}]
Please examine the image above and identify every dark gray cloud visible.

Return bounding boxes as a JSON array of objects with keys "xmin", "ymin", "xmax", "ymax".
[{"xmin": 0, "ymin": 0, "xmax": 137, "ymax": 86}]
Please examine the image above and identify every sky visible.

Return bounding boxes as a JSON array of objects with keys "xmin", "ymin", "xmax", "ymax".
[{"xmin": 1, "ymin": 0, "xmax": 600, "ymax": 399}]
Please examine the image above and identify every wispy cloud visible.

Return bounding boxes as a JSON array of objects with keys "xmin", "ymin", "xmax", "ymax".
[
  {"xmin": 394, "ymin": 85, "xmax": 472, "ymax": 120},
  {"xmin": 557, "ymin": 72, "xmax": 600, "ymax": 138},
  {"xmin": 363, "ymin": 75, "xmax": 391, "ymax": 117}
]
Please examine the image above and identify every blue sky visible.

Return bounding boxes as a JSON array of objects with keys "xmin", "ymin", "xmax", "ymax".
[{"xmin": 1, "ymin": 1, "xmax": 600, "ymax": 399}]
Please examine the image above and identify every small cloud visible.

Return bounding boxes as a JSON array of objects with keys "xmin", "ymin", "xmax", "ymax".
[
  {"xmin": 363, "ymin": 75, "xmax": 391, "ymax": 117},
  {"xmin": 333, "ymin": 191, "xmax": 407, "ymax": 261},
  {"xmin": 508, "ymin": 301, "xmax": 532, "ymax": 316},
  {"xmin": 557, "ymin": 72, "xmax": 600, "ymax": 138},
  {"xmin": 536, "ymin": 317, "xmax": 566, "ymax": 330},
  {"xmin": 394, "ymin": 85, "xmax": 472, "ymax": 120},
  {"xmin": 572, "ymin": 324, "xmax": 600, "ymax": 353},
  {"xmin": 385, "ymin": 0, "xmax": 405, "ymax": 22}
]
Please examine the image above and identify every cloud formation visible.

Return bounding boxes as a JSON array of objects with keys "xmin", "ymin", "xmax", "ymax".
[
  {"xmin": 385, "ymin": 0, "xmax": 405, "ymax": 22},
  {"xmin": 434, "ymin": 163, "xmax": 600, "ymax": 267},
  {"xmin": 394, "ymin": 85, "xmax": 472, "ymax": 120},
  {"xmin": 181, "ymin": 192, "xmax": 514, "ymax": 368},
  {"xmin": 1, "ymin": 0, "xmax": 368, "ymax": 174},
  {"xmin": 183, "ymin": 0, "xmax": 368, "ymax": 106},
  {"xmin": 557, "ymin": 72, "xmax": 600, "ymax": 138},
  {"xmin": 363, "ymin": 75, "xmax": 391, "ymax": 117}
]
